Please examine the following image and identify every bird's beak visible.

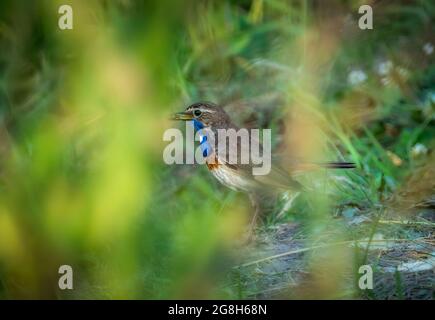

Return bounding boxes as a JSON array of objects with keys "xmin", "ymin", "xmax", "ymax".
[{"xmin": 171, "ymin": 111, "xmax": 194, "ymax": 121}]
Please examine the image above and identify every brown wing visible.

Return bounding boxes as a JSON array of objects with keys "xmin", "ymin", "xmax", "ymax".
[{"xmin": 253, "ymin": 163, "xmax": 303, "ymax": 190}]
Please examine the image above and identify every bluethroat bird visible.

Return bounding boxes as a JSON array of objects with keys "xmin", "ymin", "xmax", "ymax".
[{"xmin": 172, "ymin": 102, "xmax": 355, "ymax": 236}]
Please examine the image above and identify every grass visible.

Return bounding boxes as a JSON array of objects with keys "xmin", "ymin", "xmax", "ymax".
[{"xmin": 0, "ymin": 0, "xmax": 434, "ymax": 299}]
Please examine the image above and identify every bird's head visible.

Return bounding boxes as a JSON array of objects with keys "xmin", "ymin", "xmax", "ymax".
[{"xmin": 172, "ymin": 102, "xmax": 231, "ymax": 128}]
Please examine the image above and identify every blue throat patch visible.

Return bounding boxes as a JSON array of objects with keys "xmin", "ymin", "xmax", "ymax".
[{"xmin": 192, "ymin": 119, "xmax": 211, "ymax": 158}]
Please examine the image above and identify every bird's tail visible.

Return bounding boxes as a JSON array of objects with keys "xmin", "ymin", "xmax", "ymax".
[
  {"xmin": 317, "ymin": 161, "xmax": 356, "ymax": 169},
  {"xmin": 291, "ymin": 161, "xmax": 356, "ymax": 173}
]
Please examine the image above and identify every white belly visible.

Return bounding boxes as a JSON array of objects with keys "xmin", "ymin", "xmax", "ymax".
[{"xmin": 209, "ymin": 165, "xmax": 254, "ymax": 192}]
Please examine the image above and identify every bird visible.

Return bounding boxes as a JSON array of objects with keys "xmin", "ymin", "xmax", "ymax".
[{"xmin": 172, "ymin": 102, "xmax": 355, "ymax": 237}]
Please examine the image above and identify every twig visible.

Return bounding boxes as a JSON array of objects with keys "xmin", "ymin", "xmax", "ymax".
[
  {"xmin": 378, "ymin": 220, "xmax": 435, "ymax": 227},
  {"xmin": 236, "ymin": 238, "xmax": 433, "ymax": 268}
]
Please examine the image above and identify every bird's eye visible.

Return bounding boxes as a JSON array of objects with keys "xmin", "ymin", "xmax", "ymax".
[{"xmin": 193, "ymin": 109, "xmax": 202, "ymax": 117}]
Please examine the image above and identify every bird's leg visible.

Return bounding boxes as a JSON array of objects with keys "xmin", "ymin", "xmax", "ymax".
[{"xmin": 246, "ymin": 193, "xmax": 261, "ymax": 241}]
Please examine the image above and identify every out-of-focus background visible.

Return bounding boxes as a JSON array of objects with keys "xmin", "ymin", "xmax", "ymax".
[{"xmin": 0, "ymin": 0, "xmax": 433, "ymax": 299}]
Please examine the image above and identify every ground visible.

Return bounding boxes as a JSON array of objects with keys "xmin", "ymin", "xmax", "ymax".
[{"xmin": 234, "ymin": 203, "xmax": 434, "ymax": 299}]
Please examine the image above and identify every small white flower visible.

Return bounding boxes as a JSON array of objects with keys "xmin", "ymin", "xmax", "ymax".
[
  {"xmin": 348, "ymin": 69, "xmax": 367, "ymax": 85},
  {"xmin": 423, "ymin": 42, "xmax": 434, "ymax": 55},
  {"xmin": 380, "ymin": 77, "xmax": 390, "ymax": 86},
  {"xmin": 411, "ymin": 143, "xmax": 428, "ymax": 157},
  {"xmin": 376, "ymin": 60, "xmax": 393, "ymax": 76}
]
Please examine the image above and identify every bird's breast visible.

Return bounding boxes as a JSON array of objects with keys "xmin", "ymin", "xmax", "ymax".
[{"xmin": 206, "ymin": 155, "xmax": 253, "ymax": 192}]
